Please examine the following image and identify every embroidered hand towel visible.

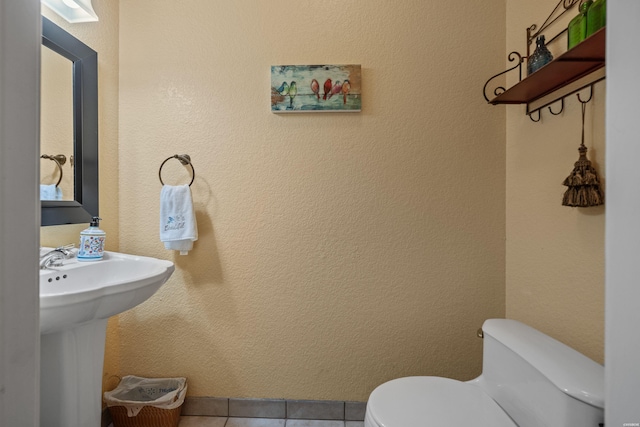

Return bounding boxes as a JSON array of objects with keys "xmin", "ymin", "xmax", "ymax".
[
  {"xmin": 160, "ymin": 185, "xmax": 198, "ymax": 255},
  {"xmin": 40, "ymin": 184, "xmax": 63, "ymax": 200}
]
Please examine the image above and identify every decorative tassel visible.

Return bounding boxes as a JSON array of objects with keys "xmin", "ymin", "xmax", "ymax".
[{"xmin": 562, "ymin": 99, "xmax": 604, "ymax": 207}]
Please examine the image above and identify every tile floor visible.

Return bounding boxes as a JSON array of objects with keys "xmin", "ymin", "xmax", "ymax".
[
  {"xmin": 105, "ymin": 398, "xmax": 366, "ymax": 427},
  {"xmin": 178, "ymin": 417, "xmax": 365, "ymax": 427}
]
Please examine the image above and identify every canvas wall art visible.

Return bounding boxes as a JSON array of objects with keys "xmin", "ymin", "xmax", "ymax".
[{"xmin": 271, "ymin": 64, "xmax": 362, "ymax": 113}]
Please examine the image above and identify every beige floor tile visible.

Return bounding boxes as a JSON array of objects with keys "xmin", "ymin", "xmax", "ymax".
[
  {"xmin": 286, "ymin": 420, "xmax": 344, "ymax": 427},
  {"xmin": 226, "ymin": 418, "xmax": 286, "ymax": 427},
  {"xmin": 179, "ymin": 416, "xmax": 228, "ymax": 427}
]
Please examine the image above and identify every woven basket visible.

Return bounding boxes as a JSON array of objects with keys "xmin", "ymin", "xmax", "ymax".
[{"xmin": 108, "ymin": 404, "xmax": 182, "ymax": 427}]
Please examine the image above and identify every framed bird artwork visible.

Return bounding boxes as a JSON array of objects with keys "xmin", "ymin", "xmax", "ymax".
[{"xmin": 271, "ymin": 64, "xmax": 361, "ymax": 113}]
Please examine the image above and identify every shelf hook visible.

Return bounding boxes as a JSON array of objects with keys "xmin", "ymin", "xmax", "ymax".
[
  {"xmin": 576, "ymin": 85, "xmax": 593, "ymax": 104},
  {"xmin": 529, "ymin": 109, "xmax": 541, "ymax": 122},
  {"xmin": 548, "ymin": 98, "xmax": 564, "ymax": 116}
]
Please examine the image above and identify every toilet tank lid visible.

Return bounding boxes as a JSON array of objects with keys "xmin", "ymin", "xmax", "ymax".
[{"xmin": 482, "ymin": 319, "xmax": 604, "ymax": 408}]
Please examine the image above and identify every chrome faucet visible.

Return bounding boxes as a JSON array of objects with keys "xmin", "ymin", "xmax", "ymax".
[{"xmin": 39, "ymin": 244, "xmax": 76, "ymax": 269}]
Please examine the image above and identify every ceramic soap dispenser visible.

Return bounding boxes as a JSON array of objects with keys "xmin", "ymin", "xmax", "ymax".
[{"xmin": 78, "ymin": 216, "xmax": 106, "ymax": 261}]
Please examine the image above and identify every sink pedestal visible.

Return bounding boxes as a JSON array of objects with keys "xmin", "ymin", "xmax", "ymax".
[
  {"xmin": 38, "ymin": 251, "xmax": 175, "ymax": 427},
  {"xmin": 40, "ymin": 319, "xmax": 107, "ymax": 427}
]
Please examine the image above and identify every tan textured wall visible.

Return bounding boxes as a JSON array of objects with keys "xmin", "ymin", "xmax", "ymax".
[
  {"xmin": 505, "ymin": 0, "xmax": 605, "ymax": 363},
  {"xmin": 39, "ymin": 1, "xmax": 121, "ymax": 389},
  {"xmin": 116, "ymin": 0, "xmax": 506, "ymax": 400}
]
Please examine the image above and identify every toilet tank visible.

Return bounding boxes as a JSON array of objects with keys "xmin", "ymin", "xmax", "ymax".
[{"xmin": 470, "ymin": 319, "xmax": 604, "ymax": 427}]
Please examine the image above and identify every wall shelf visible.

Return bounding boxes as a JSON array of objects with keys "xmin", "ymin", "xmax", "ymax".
[{"xmin": 486, "ymin": 28, "xmax": 605, "ymax": 115}]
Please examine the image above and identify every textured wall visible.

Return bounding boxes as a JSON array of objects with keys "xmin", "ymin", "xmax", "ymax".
[
  {"xmin": 505, "ymin": 0, "xmax": 605, "ymax": 363},
  {"xmin": 116, "ymin": 0, "xmax": 506, "ymax": 401}
]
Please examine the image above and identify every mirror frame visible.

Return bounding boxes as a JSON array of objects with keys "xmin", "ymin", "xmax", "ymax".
[{"xmin": 41, "ymin": 17, "xmax": 98, "ymax": 226}]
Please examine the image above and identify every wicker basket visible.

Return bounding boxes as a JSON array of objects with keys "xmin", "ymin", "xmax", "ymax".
[{"xmin": 108, "ymin": 403, "xmax": 182, "ymax": 427}]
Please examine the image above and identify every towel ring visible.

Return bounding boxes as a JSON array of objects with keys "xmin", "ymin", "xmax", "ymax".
[
  {"xmin": 40, "ymin": 154, "xmax": 66, "ymax": 187},
  {"xmin": 159, "ymin": 154, "xmax": 195, "ymax": 186}
]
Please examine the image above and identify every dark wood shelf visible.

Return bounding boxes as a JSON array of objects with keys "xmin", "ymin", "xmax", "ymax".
[{"xmin": 490, "ymin": 28, "xmax": 605, "ymax": 106}]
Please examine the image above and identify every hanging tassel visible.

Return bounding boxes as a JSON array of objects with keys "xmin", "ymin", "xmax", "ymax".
[{"xmin": 562, "ymin": 99, "xmax": 604, "ymax": 207}]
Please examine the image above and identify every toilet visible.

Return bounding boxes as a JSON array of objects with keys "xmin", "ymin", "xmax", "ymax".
[{"xmin": 365, "ymin": 319, "xmax": 604, "ymax": 426}]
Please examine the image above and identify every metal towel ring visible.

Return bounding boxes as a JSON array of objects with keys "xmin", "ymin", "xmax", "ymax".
[
  {"xmin": 40, "ymin": 154, "xmax": 67, "ymax": 187},
  {"xmin": 159, "ymin": 154, "xmax": 195, "ymax": 186}
]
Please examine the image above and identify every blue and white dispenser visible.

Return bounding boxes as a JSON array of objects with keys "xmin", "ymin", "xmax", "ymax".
[{"xmin": 78, "ymin": 216, "xmax": 106, "ymax": 261}]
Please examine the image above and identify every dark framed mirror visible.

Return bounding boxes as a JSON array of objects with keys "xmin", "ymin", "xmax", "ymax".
[{"xmin": 41, "ymin": 17, "xmax": 98, "ymax": 226}]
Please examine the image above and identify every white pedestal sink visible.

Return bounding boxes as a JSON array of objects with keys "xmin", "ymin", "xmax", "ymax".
[{"xmin": 39, "ymin": 250, "xmax": 174, "ymax": 427}]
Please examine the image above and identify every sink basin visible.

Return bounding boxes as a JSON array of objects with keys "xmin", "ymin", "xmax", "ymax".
[
  {"xmin": 39, "ymin": 250, "xmax": 174, "ymax": 427},
  {"xmin": 40, "ymin": 250, "xmax": 175, "ymax": 334}
]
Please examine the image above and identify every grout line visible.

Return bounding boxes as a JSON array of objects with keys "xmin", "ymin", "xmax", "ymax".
[{"xmin": 181, "ymin": 397, "xmax": 367, "ymax": 421}]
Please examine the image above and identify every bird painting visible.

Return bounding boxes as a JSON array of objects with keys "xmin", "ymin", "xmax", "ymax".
[
  {"xmin": 277, "ymin": 82, "xmax": 289, "ymax": 96},
  {"xmin": 328, "ymin": 81, "xmax": 343, "ymax": 100},
  {"xmin": 323, "ymin": 79, "xmax": 332, "ymax": 100},
  {"xmin": 310, "ymin": 79, "xmax": 320, "ymax": 100},
  {"xmin": 271, "ymin": 65, "xmax": 361, "ymax": 112},
  {"xmin": 341, "ymin": 80, "xmax": 351, "ymax": 105},
  {"xmin": 288, "ymin": 81, "xmax": 297, "ymax": 108}
]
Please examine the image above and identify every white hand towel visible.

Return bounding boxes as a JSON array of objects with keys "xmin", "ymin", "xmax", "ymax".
[
  {"xmin": 160, "ymin": 185, "xmax": 198, "ymax": 255},
  {"xmin": 40, "ymin": 184, "xmax": 63, "ymax": 200}
]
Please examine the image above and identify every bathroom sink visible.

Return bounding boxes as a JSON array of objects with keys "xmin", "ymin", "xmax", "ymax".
[
  {"xmin": 39, "ymin": 250, "xmax": 175, "ymax": 334},
  {"xmin": 39, "ymin": 250, "xmax": 174, "ymax": 427}
]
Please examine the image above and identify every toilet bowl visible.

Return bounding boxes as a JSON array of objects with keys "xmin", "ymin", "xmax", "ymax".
[
  {"xmin": 365, "ymin": 376, "xmax": 517, "ymax": 426},
  {"xmin": 365, "ymin": 319, "xmax": 604, "ymax": 427}
]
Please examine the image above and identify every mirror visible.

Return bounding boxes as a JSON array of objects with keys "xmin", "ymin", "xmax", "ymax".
[
  {"xmin": 41, "ymin": 16, "xmax": 98, "ymax": 226},
  {"xmin": 41, "ymin": 45, "xmax": 74, "ymax": 200}
]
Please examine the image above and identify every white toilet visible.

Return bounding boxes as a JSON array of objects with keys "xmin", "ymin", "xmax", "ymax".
[{"xmin": 365, "ymin": 319, "xmax": 604, "ymax": 426}]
